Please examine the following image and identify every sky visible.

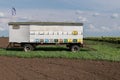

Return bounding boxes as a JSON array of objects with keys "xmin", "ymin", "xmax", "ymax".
[{"xmin": 0, "ymin": 0, "xmax": 120, "ymax": 37}]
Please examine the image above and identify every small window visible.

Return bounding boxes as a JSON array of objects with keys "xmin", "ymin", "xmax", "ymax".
[{"xmin": 12, "ymin": 25, "xmax": 20, "ymax": 29}]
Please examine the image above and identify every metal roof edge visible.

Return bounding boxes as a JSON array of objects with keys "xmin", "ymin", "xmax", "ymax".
[{"xmin": 8, "ymin": 22, "xmax": 83, "ymax": 26}]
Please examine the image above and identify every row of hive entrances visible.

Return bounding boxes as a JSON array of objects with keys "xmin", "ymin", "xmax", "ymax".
[{"xmin": 32, "ymin": 39, "xmax": 83, "ymax": 43}]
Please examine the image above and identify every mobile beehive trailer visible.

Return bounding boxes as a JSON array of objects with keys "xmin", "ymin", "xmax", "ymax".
[{"xmin": 8, "ymin": 22, "xmax": 83, "ymax": 52}]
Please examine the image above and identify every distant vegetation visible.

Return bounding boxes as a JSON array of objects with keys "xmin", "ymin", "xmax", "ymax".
[{"xmin": 84, "ymin": 37, "xmax": 120, "ymax": 44}]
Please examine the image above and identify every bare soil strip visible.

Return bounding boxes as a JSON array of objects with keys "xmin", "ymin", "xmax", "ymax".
[{"xmin": 0, "ymin": 57, "xmax": 119, "ymax": 80}]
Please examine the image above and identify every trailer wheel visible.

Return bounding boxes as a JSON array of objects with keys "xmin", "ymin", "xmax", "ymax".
[
  {"xmin": 71, "ymin": 45, "xmax": 80, "ymax": 52},
  {"xmin": 24, "ymin": 44, "xmax": 34, "ymax": 52}
]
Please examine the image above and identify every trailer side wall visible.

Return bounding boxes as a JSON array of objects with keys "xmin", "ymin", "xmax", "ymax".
[
  {"xmin": 9, "ymin": 25, "xmax": 29, "ymax": 43},
  {"xmin": 30, "ymin": 25, "xmax": 83, "ymax": 44}
]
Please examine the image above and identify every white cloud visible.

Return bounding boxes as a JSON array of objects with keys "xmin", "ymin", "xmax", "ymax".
[
  {"xmin": 0, "ymin": 27, "xmax": 5, "ymax": 31},
  {"xmin": 101, "ymin": 26, "xmax": 110, "ymax": 31},
  {"xmin": 0, "ymin": 18, "xmax": 10, "ymax": 23},
  {"xmin": 88, "ymin": 24, "xmax": 95, "ymax": 29},
  {"xmin": 87, "ymin": 24, "xmax": 112, "ymax": 33},
  {"xmin": 15, "ymin": 16, "xmax": 30, "ymax": 21},
  {"xmin": 0, "ymin": 9, "xmax": 119, "ymax": 36},
  {"xmin": 75, "ymin": 10, "xmax": 83, "ymax": 15},
  {"xmin": 0, "ymin": 12, "xmax": 5, "ymax": 18},
  {"xmin": 111, "ymin": 13, "xmax": 119, "ymax": 19},
  {"xmin": 111, "ymin": 24, "xmax": 120, "ymax": 31},
  {"xmin": 118, "ymin": 26, "xmax": 120, "ymax": 30},
  {"xmin": 81, "ymin": 18, "xmax": 87, "ymax": 22},
  {"xmin": 92, "ymin": 13, "xmax": 100, "ymax": 17},
  {"xmin": 78, "ymin": 16, "xmax": 88, "ymax": 22},
  {"xmin": 86, "ymin": 24, "xmax": 101, "ymax": 32}
]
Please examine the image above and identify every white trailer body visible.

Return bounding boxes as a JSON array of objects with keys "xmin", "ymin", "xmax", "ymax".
[
  {"xmin": 9, "ymin": 25, "xmax": 29, "ymax": 43},
  {"xmin": 8, "ymin": 22, "xmax": 83, "ymax": 52}
]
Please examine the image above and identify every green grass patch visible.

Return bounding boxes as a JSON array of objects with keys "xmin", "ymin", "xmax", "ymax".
[{"xmin": 0, "ymin": 40, "xmax": 120, "ymax": 61}]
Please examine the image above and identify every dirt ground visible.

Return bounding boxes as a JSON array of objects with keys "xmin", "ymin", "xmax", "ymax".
[
  {"xmin": 0, "ymin": 56, "xmax": 119, "ymax": 80},
  {"xmin": 0, "ymin": 37, "xmax": 9, "ymax": 48}
]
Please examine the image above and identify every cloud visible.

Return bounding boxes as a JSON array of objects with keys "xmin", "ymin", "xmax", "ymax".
[
  {"xmin": 0, "ymin": 18, "xmax": 10, "ymax": 23},
  {"xmin": 0, "ymin": 26, "xmax": 5, "ymax": 31},
  {"xmin": 88, "ymin": 24, "xmax": 95, "ymax": 29},
  {"xmin": 86, "ymin": 23, "xmax": 120, "ymax": 34},
  {"xmin": 100, "ymin": 26, "xmax": 110, "ymax": 31},
  {"xmin": 75, "ymin": 10, "xmax": 83, "ymax": 15},
  {"xmin": 92, "ymin": 12, "xmax": 100, "ymax": 17},
  {"xmin": 15, "ymin": 16, "xmax": 30, "ymax": 22},
  {"xmin": 0, "ymin": 12, "xmax": 5, "ymax": 18},
  {"xmin": 0, "ymin": 9, "xmax": 119, "ymax": 36},
  {"xmin": 81, "ymin": 18, "xmax": 87, "ymax": 22},
  {"xmin": 118, "ymin": 26, "xmax": 120, "ymax": 30},
  {"xmin": 86, "ymin": 24, "xmax": 100, "ymax": 32},
  {"xmin": 111, "ymin": 24, "xmax": 120, "ymax": 31},
  {"xmin": 0, "ymin": 21, "xmax": 9, "ymax": 30},
  {"xmin": 87, "ymin": 24, "xmax": 111, "ymax": 33},
  {"xmin": 77, "ymin": 16, "xmax": 88, "ymax": 22},
  {"xmin": 111, "ymin": 13, "xmax": 119, "ymax": 19}
]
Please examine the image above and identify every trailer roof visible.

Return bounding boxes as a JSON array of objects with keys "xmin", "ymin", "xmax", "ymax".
[{"xmin": 8, "ymin": 22, "xmax": 83, "ymax": 26}]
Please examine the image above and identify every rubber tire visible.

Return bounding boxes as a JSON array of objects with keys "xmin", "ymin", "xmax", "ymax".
[
  {"xmin": 71, "ymin": 45, "xmax": 80, "ymax": 52},
  {"xmin": 24, "ymin": 44, "xmax": 34, "ymax": 52}
]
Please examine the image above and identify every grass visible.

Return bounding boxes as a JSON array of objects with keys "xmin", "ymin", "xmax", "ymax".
[{"xmin": 0, "ymin": 40, "xmax": 120, "ymax": 61}]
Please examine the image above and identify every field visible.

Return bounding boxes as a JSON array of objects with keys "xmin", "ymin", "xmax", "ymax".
[
  {"xmin": 0, "ymin": 37, "xmax": 120, "ymax": 61},
  {"xmin": 85, "ymin": 37, "xmax": 120, "ymax": 44},
  {"xmin": 0, "ymin": 37, "xmax": 120, "ymax": 80}
]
